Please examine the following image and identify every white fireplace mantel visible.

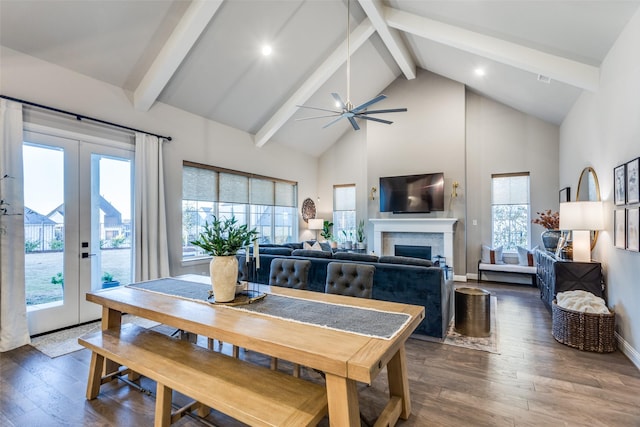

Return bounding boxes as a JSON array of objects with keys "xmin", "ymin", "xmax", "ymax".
[{"xmin": 370, "ymin": 218, "xmax": 458, "ymax": 274}]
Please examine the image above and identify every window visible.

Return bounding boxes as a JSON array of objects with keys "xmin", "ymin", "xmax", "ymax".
[
  {"xmin": 333, "ymin": 184, "xmax": 356, "ymax": 243},
  {"xmin": 182, "ymin": 162, "xmax": 297, "ymax": 259},
  {"xmin": 491, "ymin": 173, "xmax": 530, "ymax": 251}
]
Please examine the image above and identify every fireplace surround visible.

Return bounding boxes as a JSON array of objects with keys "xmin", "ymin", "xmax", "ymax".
[{"xmin": 370, "ymin": 218, "xmax": 458, "ymax": 277}]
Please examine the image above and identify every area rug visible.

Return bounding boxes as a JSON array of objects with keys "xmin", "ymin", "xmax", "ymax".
[
  {"xmin": 443, "ymin": 296, "xmax": 499, "ymax": 354},
  {"xmin": 30, "ymin": 315, "xmax": 160, "ymax": 358}
]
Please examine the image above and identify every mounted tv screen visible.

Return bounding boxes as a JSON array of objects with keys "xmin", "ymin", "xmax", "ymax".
[{"xmin": 379, "ymin": 173, "xmax": 445, "ymax": 213}]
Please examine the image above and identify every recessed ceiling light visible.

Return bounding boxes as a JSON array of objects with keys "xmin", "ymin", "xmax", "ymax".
[
  {"xmin": 537, "ymin": 74, "xmax": 551, "ymax": 84},
  {"xmin": 474, "ymin": 68, "xmax": 486, "ymax": 76},
  {"xmin": 261, "ymin": 45, "xmax": 272, "ymax": 56}
]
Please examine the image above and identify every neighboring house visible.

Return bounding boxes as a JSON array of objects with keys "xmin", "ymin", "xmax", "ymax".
[
  {"xmin": 38, "ymin": 197, "xmax": 125, "ymax": 248},
  {"xmin": 24, "ymin": 207, "xmax": 58, "ymax": 251}
]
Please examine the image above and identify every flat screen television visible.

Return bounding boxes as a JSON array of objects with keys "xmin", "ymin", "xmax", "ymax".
[{"xmin": 379, "ymin": 172, "xmax": 445, "ymax": 213}]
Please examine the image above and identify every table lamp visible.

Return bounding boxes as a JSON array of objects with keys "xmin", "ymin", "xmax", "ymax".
[
  {"xmin": 559, "ymin": 201, "xmax": 604, "ymax": 262},
  {"xmin": 308, "ymin": 218, "xmax": 324, "ymax": 241}
]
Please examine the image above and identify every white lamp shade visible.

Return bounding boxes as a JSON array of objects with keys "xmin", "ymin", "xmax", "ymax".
[
  {"xmin": 559, "ymin": 201, "xmax": 604, "ymax": 231},
  {"xmin": 308, "ymin": 218, "xmax": 324, "ymax": 230}
]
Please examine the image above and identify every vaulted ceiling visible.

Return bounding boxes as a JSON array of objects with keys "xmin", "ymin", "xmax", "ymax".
[{"xmin": 1, "ymin": 1, "xmax": 638, "ymax": 157}]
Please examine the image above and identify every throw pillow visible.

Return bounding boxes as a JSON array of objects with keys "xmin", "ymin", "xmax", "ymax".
[
  {"xmin": 481, "ymin": 245, "xmax": 503, "ymax": 264},
  {"xmin": 517, "ymin": 246, "xmax": 537, "ymax": 266},
  {"xmin": 303, "ymin": 241, "xmax": 323, "ymax": 251}
]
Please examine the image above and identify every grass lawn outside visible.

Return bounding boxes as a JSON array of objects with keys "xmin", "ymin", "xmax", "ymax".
[{"xmin": 25, "ymin": 249, "xmax": 132, "ymax": 305}]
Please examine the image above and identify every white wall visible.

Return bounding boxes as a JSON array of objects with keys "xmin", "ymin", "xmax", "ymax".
[
  {"xmin": 466, "ymin": 91, "xmax": 560, "ymax": 274},
  {"xmin": 1, "ymin": 46, "xmax": 318, "ymax": 277},
  {"xmin": 560, "ymin": 8, "xmax": 640, "ymax": 363},
  {"xmin": 320, "ymin": 68, "xmax": 559, "ymax": 278},
  {"xmin": 367, "ymin": 69, "xmax": 467, "ymax": 272}
]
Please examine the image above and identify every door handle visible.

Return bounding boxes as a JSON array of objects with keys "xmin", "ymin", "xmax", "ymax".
[{"xmin": 81, "ymin": 253, "xmax": 96, "ymax": 258}]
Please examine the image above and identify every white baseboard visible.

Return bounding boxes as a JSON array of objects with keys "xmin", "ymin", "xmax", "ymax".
[
  {"xmin": 467, "ymin": 273, "xmax": 478, "ymax": 281},
  {"xmin": 616, "ymin": 332, "xmax": 640, "ymax": 371},
  {"xmin": 453, "ymin": 274, "xmax": 467, "ymax": 282}
]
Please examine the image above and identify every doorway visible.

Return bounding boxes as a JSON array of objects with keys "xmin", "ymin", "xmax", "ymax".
[{"xmin": 23, "ymin": 129, "xmax": 134, "ymax": 335}]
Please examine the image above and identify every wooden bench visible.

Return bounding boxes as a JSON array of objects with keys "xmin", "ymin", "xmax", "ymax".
[
  {"xmin": 477, "ymin": 260, "xmax": 536, "ymax": 286},
  {"xmin": 78, "ymin": 324, "xmax": 328, "ymax": 427}
]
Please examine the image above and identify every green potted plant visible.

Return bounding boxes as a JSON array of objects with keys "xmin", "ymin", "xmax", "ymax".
[
  {"xmin": 355, "ymin": 220, "xmax": 366, "ymax": 250},
  {"xmin": 51, "ymin": 272, "xmax": 64, "ymax": 288},
  {"xmin": 321, "ymin": 220, "xmax": 337, "ymax": 249},
  {"xmin": 342, "ymin": 230, "xmax": 354, "ymax": 250},
  {"xmin": 190, "ymin": 216, "xmax": 258, "ymax": 302},
  {"xmin": 101, "ymin": 271, "xmax": 120, "ymax": 289}
]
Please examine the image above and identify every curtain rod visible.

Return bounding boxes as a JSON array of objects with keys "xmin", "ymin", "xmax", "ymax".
[{"xmin": 0, "ymin": 94, "xmax": 172, "ymax": 141}]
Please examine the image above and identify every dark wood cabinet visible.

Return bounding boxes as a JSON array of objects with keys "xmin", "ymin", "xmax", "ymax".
[{"xmin": 535, "ymin": 250, "xmax": 604, "ymax": 311}]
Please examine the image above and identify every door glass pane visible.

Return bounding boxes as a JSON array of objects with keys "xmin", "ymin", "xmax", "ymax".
[
  {"xmin": 23, "ymin": 143, "xmax": 64, "ymax": 307},
  {"xmin": 93, "ymin": 154, "xmax": 132, "ymax": 290}
]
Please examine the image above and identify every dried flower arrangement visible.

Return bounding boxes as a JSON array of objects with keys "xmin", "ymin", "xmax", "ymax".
[{"xmin": 532, "ymin": 209, "xmax": 560, "ymax": 230}]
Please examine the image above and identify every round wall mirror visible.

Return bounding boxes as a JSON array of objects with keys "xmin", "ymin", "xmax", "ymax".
[{"xmin": 575, "ymin": 166, "xmax": 601, "ymax": 248}]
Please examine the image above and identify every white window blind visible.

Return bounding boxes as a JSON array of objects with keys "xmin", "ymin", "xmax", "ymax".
[
  {"xmin": 219, "ymin": 172, "xmax": 249, "ymax": 203},
  {"xmin": 183, "ymin": 166, "xmax": 217, "ymax": 201},
  {"xmin": 334, "ymin": 185, "xmax": 356, "ymax": 211},
  {"xmin": 251, "ymin": 178, "xmax": 274, "ymax": 205},
  {"xmin": 492, "ymin": 174, "xmax": 530, "ymax": 205},
  {"xmin": 275, "ymin": 182, "xmax": 295, "ymax": 207}
]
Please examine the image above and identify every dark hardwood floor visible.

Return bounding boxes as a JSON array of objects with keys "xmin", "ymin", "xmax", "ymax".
[{"xmin": 1, "ymin": 281, "xmax": 639, "ymax": 426}]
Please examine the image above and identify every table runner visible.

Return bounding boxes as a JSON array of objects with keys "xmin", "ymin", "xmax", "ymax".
[{"xmin": 128, "ymin": 278, "xmax": 411, "ymax": 340}]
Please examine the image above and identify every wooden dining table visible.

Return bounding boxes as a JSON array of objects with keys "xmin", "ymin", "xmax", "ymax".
[{"xmin": 85, "ymin": 276, "xmax": 425, "ymax": 426}]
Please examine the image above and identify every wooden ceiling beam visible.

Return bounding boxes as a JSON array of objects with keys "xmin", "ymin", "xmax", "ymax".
[
  {"xmin": 133, "ymin": 0, "xmax": 224, "ymax": 112},
  {"xmin": 254, "ymin": 18, "xmax": 375, "ymax": 148},
  {"xmin": 384, "ymin": 6, "xmax": 599, "ymax": 92},
  {"xmin": 357, "ymin": 0, "xmax": 415, "ymax": 80}
]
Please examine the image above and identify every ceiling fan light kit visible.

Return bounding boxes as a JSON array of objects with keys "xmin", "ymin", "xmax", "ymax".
[{"xmin": 297, "ymin": 0, "xmax": 407, "ymax": 131}]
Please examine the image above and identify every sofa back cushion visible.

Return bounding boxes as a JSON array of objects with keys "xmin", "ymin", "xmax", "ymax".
[
  {"xmin": 259, "ymin": 247, "xmax": 293, "ymax": 256},
  {"xmin": 379, "ymin": 255, "xmax": 433, "ymax": 267},
  {"xmin": 291, "ymin": 249, "xmax": 333, "ymax": 259},
  {"xmin": 333, "ymin": 252, "xmax": 379, "ymax": 263}
]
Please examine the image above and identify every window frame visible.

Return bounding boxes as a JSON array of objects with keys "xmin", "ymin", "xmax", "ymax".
[
  {"xmin": 332, "ymin": 184, "xmax": 356, "ymax": 243},
  {"xmin": 491, "ymin": 172, "xmax": 531, "ymax": 252},
  {"xmin": 182, "ymin": 161, "xmax": 298, "ymax": 260}
]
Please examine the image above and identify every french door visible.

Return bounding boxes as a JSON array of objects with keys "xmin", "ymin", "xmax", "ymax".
[{"xmin": 23, "ymin": 128, "xmax": 134, "ymax": 335}]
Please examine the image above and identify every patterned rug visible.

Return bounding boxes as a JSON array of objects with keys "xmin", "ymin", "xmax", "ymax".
[
  {"xmin": 443, "ymin": 296, "xmax": 499, "ymax": 354},
  {"xmin": 30, "ymin": 315, "xmax": 160, "ymax": 358}
]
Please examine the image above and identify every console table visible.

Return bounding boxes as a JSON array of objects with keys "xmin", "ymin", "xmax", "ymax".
[{"xmin": 535, "ymin": 250, "xmax": 604, "ymax": 311}]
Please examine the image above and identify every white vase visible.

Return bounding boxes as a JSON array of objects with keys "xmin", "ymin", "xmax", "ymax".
[{"xmin": 210, "ymin": 255, "xmax": 238, "ymax": 302}]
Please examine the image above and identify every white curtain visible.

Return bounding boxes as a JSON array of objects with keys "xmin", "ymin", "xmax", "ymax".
[
  {"xmin": 134, "ymin": 132, "xmax": 170, "ymax": 281},
  {"xmin": 0, "ymin": 99, "xmax": 30, "ymax": 352}
]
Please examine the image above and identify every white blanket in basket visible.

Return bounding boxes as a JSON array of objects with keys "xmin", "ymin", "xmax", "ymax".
[{"xmin": 556, "ymin": 290, "xmax": 610, "ymax": 314}]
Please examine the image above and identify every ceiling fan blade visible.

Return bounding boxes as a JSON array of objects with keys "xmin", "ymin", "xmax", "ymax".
[
  {"xmin": 357, "ymin": 115, "xmax": 393, "ymax": 125},
  {"xmin": 331, "ymin": 93, "xmax": 346, "ymax": 110},
  {"xmin": 348, "ymin": 116, "xmax": 360, "ymax": 130},
  {"xmin": 296, "ymin": 113, "xmax": 341, "ymax": 121},
  {"xmin": 296, "ymin": 105, "xmax": 341, "ymax": 114},
  {"xmin": 351, "ymin": 94, "xmax": 386, "ymax": 113},
  {"xmin": 361, "ymin": 108, "xmax": 408, "ymax": 114},
  {"xmin": 322, "ymin": 114, "xmax": 347, "ymax": 129}
]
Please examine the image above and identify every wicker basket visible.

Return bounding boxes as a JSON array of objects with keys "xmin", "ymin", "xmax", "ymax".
[{"xmin": 551, "ymin": 300, "xmax": 616, "ymax": 353}]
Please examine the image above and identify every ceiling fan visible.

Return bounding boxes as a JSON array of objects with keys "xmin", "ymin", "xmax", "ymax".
[{"xmin": 296, "ymin": 0, "xmax": 407, "ymax": 131}]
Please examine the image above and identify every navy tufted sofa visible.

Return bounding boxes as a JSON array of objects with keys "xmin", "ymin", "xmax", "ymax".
[{"xmin": 237, "ymin": 245, "xmax": 454, "ymax": 339}]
